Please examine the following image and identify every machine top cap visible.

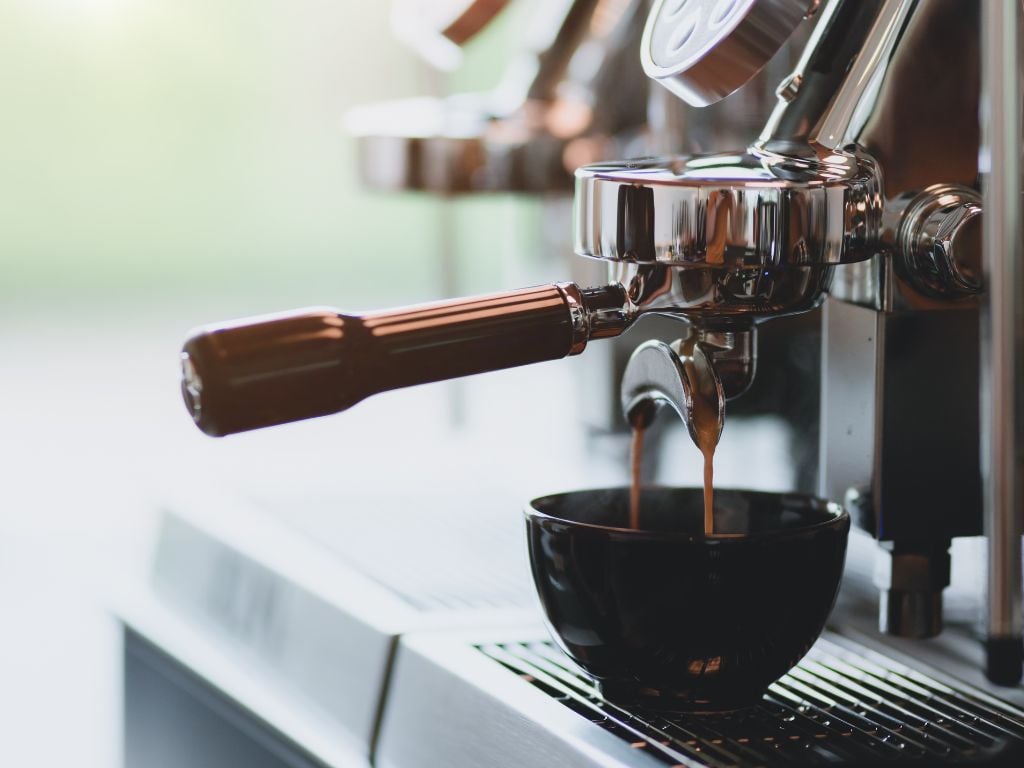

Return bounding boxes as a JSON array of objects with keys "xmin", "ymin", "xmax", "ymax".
[{"xmin": 642, "ymin": 0, "xmax": 814, "ymax": 107}]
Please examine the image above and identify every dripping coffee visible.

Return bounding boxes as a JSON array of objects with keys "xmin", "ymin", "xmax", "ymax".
[
  {"xmin": 629, "ymin": 417, "xmax": 718, "ymax": 534},
  {"xmin": 627, "ymin": 334, "xmax": 722, "ymax": 534},
  {"xmin": 628, "ymin": 423, "xmax": 645, "ymax": 530}
]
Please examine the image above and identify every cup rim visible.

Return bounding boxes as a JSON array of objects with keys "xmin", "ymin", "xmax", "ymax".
[{"xmin": 523, "ymin": 485, "xmax": 848, "ymax": 541}]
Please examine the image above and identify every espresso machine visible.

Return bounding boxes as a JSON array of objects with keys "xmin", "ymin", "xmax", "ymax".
[{"xmin": 122, "ymin": 0, "xmax": 1024, "ymax": 765}]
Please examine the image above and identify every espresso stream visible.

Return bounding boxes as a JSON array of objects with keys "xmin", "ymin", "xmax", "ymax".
[
  {"xmin": 699, "ymin": 433, "xmax": 716, "ymax": 536},
  {"xmin": 629, "ymin": 342, "xmax": 720, "ymax": 535},
  {"xmin": 629, "ymin": 424, "xmax": 717, "ymax": 534},
  {"xmin": 628, "ymin": 423, "xmax": 646, "ymax": 530}
]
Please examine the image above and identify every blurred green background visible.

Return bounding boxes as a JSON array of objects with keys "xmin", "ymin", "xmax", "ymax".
[
  {"xmin": 0, "ymin": 0, "xmax": 543, "ymax": 313},
  {"xmin": 0, "ymin": 5, "xmax": 565, "ymax": 765}
]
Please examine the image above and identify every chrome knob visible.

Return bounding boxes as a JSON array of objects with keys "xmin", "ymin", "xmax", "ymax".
[
  {"xmin": 898, "ymin": 184, "xmax": 983, "ymax": 299},
  {"xmin": 641, "ymin": 0, "xmax": 815, "ymax": 107}
]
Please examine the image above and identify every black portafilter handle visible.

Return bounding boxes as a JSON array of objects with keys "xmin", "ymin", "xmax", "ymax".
[{"xmin": 180, "ymin": 283, "xmax": 629, "ymax": 437}]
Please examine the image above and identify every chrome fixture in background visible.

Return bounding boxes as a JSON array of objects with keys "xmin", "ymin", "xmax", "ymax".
[{"xmin": 347, "ymin": 0, "xmax": 651, "ymax": 195}]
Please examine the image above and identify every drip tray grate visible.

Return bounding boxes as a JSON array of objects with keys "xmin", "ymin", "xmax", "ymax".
[{"xmin": 479, "ymin": 633, "xmax": 1024, "ymax": 766}]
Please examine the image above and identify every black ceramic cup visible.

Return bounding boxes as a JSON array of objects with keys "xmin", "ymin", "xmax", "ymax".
[{"xmin": 525, "ymin": 487, "xmax": 849, "ymax": 712}]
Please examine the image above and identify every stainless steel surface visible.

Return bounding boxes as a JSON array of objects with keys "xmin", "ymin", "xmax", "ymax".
[
  {"xmin": 695, "ymin": 323, "xmax": 757, "ymax": 399},
  {"xmin": 572, "ymin": 0, "xmax": 952, "ymax": 336},
  {"xmin": 641, "ymin": 0, "xmax": 813, "ymax": 107},
  {"xmin": 819, "ymin": 296, "xmax": 982, "ymax": 636},
  {"xmin": 761, "ymin": 0, "xmax": 916, "ymax": 151},
  {"xmin": 980, "ymin": 0, "xmax": 1024, "ymax": 684},
  {"xmin": 131, "ymin": 507, "xmax": 395, "ymax": 763},
  {"xmin": 874, "ymin": 541, "xmax": 950, "ymax": 638},
  {"xmin": 819, "ymin": 0, "xmax": 984, "ymax": 312},
  {"xmin": 878, "ymin": 588, "xmax": 943, "ymax": 639},
  {"xmin": 377, "ymin": 627, "xmax": 669, "ymax": 768},
  {"xmin": 804, "ymin": 0, "xmax": 990, "ymax": 642},
  {"xmin": 620, "ymin": 321, "xmax": 761, "ymax": 449},
  {"xmin": 605, "ymin": 259, "xmax": 835, "ymax": 323},
  {"xmin": 122, "ymin": 487, "xmax": 542, "ymax": 766},
  {"xmin": 254, "ymin": 490, "xmax": 534, "ymax": 614},
  {"xmin": 125, "ymin": 471, "xmax": 1024, "ymax": 767},
  {"xmin": 818, "ymin": 300, "xmax": 877, "ymax": 513},
  {"xmin": 819, "ymin": 299, "xmax": 982, "ymax": 503},
  {"xmin": 574, "ymin": 149, "xmax": 880, "ymax": 269},
  {"xmin": 125, "ymin": 629, "xmax": 343, "ymax": 768}
]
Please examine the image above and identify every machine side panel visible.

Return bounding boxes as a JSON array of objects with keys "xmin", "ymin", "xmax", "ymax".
[
  {"xmin": 150, "ymin": 512, "xmax": 393, "ymax": 757},
  {"xmin": 878, "ymin": 309, "xmax": 982, "ymax": 539},
  {"xmin": 820, "ymin": 297, "xmax": 880, "ymax": 533},
  {"xmin": 376, "ymin": 634, "xmax": 664, "ymax": 768},
  {"xmin": 124, "ymin": 629, "xmax": 333, "ymax": 768}
]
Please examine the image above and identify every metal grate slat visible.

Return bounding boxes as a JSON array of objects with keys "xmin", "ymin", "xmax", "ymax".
[
  {"xmin": 478, "ymin": 632, "xmax": 1024, "ymax": 766},
  {"xmin": 481, "ymin": 644, "xmax": 709, "ymax": 767},
  {"xmin": 801, "ymin": 653, "xmax": 998, "ymax": 747}
]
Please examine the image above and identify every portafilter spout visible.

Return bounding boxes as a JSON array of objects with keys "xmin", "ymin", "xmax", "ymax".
[{"xmin": 620, "ymin": 322, "xmax": 755, "ymax": 450}]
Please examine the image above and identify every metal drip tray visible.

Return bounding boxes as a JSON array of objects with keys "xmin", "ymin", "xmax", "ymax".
[{"xmin": 480, "ymin": 633, "xmax": 1024, "ymax": 767}]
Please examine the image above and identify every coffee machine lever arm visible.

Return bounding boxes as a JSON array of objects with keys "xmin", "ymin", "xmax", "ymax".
[{"xmin": 179, "ymin": 282, "xmax": 632, "ymax": 437}]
